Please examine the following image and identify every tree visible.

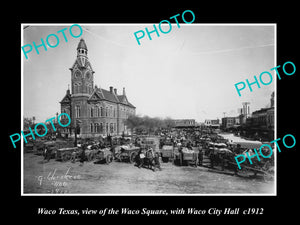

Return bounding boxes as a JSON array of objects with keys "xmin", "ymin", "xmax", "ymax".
[
  {"xmin": 23, "ymin": 117, "xmax": 33, "ymax": 130},
  {"xmin": 125, "ymin": 115, "xmax": 175, "ymax": 135}
]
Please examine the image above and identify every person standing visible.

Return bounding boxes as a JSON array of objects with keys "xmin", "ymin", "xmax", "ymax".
[
  {"xmin": 198, "ymin": 147, "xmax": 203, "ymax": 166},
  {"xmin": 79, "ymin": 144, "xmax": 86, "ymax": 166},
  {"xmin": 154, "ymin": 152, "xmax": 162, "ymax": 171},
  {"xmin": 138, "ymin": 148, "xmax": 145, "ymax": 168}
]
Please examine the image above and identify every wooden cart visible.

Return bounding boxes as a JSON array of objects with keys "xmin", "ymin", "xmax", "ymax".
[
  {"xmin": 174, "ymin": 147, "xmax": 198, "ymax": 167},
  {"xmin": 114, "ymin": 145, "xmax": 140, "ymax": 163},
  {"xmin": 95, "ymin": 148, "xmax": 113, "ymax": 164},
  {"xmin": 160, "ymin": 145, "xmax": 174, "ymax": 162},
  {"xmin": 56, "ymin": 147, "xmax": 78, "ymax": 162}
]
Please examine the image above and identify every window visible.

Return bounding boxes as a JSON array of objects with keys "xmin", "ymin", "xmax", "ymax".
[
  {"xmin": 106, "ymin": 123, "xmax": 109, "ymax": 133},
  {"xmin": 110, "ymin": 123, "xmax": 114, "ymax": 133},
  {"xmin": 113, "ymin": 108, "xmax": 116, "ymax": 118},
  {"xmin": 94, "ymin": 123, "xmax": 100, "ymax": 133},
  {"xmin": 75, "ymin": 105, "xmax": 80, "ymax": 118},
  {"xmin": 110, "ymin": 106, "xmax": 113, "ymax": 117},
  {"xmin": 90, "ymin": 106, "xmax": 94, "ymax": 117},
  {"xmin": 106, "ymin": 107, "xmax": 108, "ymax": 117},
  {"xmin": 100, "ymin": 107, "xmax": 103, "ymax": 117},
  {"xmin": 100, "ymin": 123, "xmax": 103, "ymax": 133},
  {"xmin": 96, "ymin": 106, "xmax": 100, "ymax": 117},
  {"xmin": 62, "ymin": 109, "xmax": 67, "ymax": 119},
  {"xmin": 90, "ymin": 123, "xmax": 93, "ymax": 133}
]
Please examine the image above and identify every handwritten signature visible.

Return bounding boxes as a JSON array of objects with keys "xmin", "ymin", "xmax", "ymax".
[{"xmin": 37, "ymin": 167, "xmax": 81, "ymax": 186}]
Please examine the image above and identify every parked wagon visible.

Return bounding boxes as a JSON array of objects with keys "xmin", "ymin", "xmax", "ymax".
[
  {"xmin": 232, "ymin": 147, "xmax": 274, "ymax": 181},
  {"xmin": 174, "ymin": 147, "xmax": 198, "ymax": 167},
  {"xmin": 56, "ymin": 147, "xmax": 78, "ymax": 162},
  {"xmin": 114, "ymin": 145, "xmax": 140, "ymax": 163},
  {"xmin": 160, "ymin": 145, "xmax": 174, "ymax": 162},
  {"xmin": 209, "ymin": 140, "xmax": 274, "ymax": 181},
  {"xmin": 95, "ymin": 148, "xmax": 113, "ymax": 164},
  {"xmin": 43, "ymin": 141, "xmax": 58, "ymax": 160},
  {"xmin": 140, "ymin": 137, "xmax": 157, "ymax": 151}
]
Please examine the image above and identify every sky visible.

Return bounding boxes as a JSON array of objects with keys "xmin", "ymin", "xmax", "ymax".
[{"xmin": 22, "ymin": 24, "xmax": 275, "ymax": 123}]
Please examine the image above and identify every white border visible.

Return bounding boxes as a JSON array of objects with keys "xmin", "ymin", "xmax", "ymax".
[{"xmin": 21, "ymin": 23, "xmax": 277, "ymax": 196}]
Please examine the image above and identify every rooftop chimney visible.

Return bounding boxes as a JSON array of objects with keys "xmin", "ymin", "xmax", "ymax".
[
  {"xmin": 67, "ymin": 85, "xmax": 70, "ymax": 95},
  {"xmin": 109, "ymin": 86, "xmax": 113, "ymax": 93},
  {"xmin": 114, "ymin": 88, "xmax": 117, "ymax": 95}
]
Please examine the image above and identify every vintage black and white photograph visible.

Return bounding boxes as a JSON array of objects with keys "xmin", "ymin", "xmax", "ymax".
[{"xmin": 21, "ymin": 24, "xmax": 276, "ymax": 195}]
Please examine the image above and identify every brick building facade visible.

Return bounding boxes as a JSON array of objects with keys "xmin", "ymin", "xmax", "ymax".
[{"xmin": 60, "ymin": 39, "xmax": 135, "ymax": 138}]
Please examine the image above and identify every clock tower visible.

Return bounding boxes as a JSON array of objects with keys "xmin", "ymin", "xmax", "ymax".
[
  {"xmin": 70, "ymin": 38, "xmax": 94, "ymax": 96},
  {"xmin": 60, "ymin": 38, "xmax": 136, "ymax": 138}
]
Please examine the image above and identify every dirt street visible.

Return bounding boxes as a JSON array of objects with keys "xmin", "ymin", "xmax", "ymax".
[{"xmin": 23, "ymin": 153, "xmax": 274, "ymax": 195}]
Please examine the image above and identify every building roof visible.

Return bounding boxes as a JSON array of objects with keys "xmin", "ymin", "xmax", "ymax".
[
  {"xmin": 60, "ymin": 89, "xmax": 71, "ymax": 104},
  {"xmin": 252, "ymin": 107, "xmax": 273, "ymax": 115},
  {"xmin": 88, "ymin": 87, "xmax": 135, "ymax": 108},
  {"xmin": 77, "ymin": 39, "xmax": 88, "ymax": 50}
]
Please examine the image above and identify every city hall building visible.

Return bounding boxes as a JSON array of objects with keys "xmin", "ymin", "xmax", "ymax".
[{"xmin": 60, "ymin": 39, "xmax": 136, "ymax": 138}]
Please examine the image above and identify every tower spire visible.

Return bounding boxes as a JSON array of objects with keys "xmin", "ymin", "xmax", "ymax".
[{"xmin": 77, "ymin": 38, "xmax": 88, "ymax": 56}]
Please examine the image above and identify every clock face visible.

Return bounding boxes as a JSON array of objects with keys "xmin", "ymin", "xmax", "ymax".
[
  {"xmin": 85, "ymin": 71, "xmax": 91, "ymax": 80},
  {"xmin": 74, "ymin": 70, "xmax": 81, "ymax": 79}
]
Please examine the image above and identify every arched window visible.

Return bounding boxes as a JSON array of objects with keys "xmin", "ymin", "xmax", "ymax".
[
  {"xmin": 90, "ymin": 123, "xmax": 93, "ymax": 133},
  {"xmin": 96, "ymin": 106, "xmax": 100, "ymax": 117},
  {"xmin": 100, "ymin": 123, "xmax": 103, "ymax": 133},
  {"xmin": 75, "ymin": 105, "xmax": 80, "ymax": 118},
  {"xmin": 100, "ymin": 107, "xmax": 104, "ymax": 117},
  {"xmin": 62, "ymin": 109, "xmax": 67, "ymax": 119},
  {"xmin": 90, "ymin": 106, "xmax": 94, "ymax": 117},
  {"xmin": 94, "ymin": 123, "xmax": 98, "ymax": 133},
  {"xmin": 110, "ymin": 123, "xmax": 113, "ymax": 133},
  {"xmin": 105, "ymin": 107, "xmax": 108, "ymax": 117}
]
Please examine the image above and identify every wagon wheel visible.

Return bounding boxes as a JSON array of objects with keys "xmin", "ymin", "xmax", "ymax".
[
  {"xmin": 129, "ymin": 152, "xmax": 137, "ymax": 164},
  {"xmin": 106, "ymin": 154, "xmax": 112, "ymax": 164},
  {"xmin": 114, "ymin": 152, "xmax": 120, "ymax": 162}
]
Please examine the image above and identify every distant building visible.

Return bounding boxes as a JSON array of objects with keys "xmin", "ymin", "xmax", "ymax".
[
  {"xmin": 241, "ymin": 92, "xmax": 274, "ymax": 140},
  {"xmin": 174, "ymin": 119, "xmax": 196, "ymax": 128},
  {"xmin": 222, "ymin": 117, "xmax": 238, "ymax": 129},
  {"xmin": 238, "ymin": 102, "xmax": 251, "ymax": 124},
  {"xmin": 204, "ymin": 119, "xmax": 220, "ymax": 128},
  {"xmin": 249, "ymin": 91, "xmax": 274, "ymax": 131}
]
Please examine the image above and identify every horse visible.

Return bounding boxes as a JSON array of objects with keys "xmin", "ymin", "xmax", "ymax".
[{"xmin": 143, "ymin": 148, "xmax": 156, "ymax": 171}]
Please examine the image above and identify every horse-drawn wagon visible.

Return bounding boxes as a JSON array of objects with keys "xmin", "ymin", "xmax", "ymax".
[
  {"xmin": 95, "ymin": 148, "xmax": 113, "ymax": 164},
  {"xmin": 114, "ymin": 145, "xmax": 140, "ymax": 163},
  {"xmin": 174, "ymin": 147, "xmax": 198, "ymax": 167},
  {"xmin": 229, "ymin": 141, "xmax": 274, "ymax": 181},
  {"xmin": 160, "ymin": 145, "xmax": 174, "ymax": 162},
  {"xmin": 207, "ymin": 140, "xmax": 274, "ymax": 181},
  {"xmin": 56, "ymin": 147, "xmax": 78, "ymax": 162}
]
